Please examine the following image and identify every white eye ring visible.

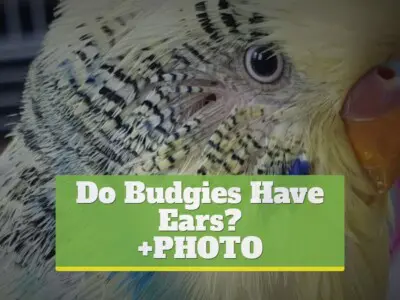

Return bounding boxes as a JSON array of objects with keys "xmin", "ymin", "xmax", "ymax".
[{"xmin": 244, "ymin": 45, "xmax": 285, "ymax": 84}]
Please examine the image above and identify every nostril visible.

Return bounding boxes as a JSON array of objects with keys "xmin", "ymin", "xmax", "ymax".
[
  {"xmin": 205, "ymin": 94, "xmax": 217, "ymax": 101},
  {"xmin": 377, "ymin": 66, "xmax": 396, "ymax": 80},
  {"xmin": 204, "ymin": 93, "xmax": 217, "ymax": 105}
]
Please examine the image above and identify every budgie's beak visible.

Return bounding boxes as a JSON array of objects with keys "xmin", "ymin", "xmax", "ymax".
[{"xmin": 341, "ymin": 60, "xmax": 400, "ymax": 194}]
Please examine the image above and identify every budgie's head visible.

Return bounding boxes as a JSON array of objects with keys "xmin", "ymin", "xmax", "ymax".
[{"xmin": 43, "ymin": 0, "xmax": 400, "ymax": 206}]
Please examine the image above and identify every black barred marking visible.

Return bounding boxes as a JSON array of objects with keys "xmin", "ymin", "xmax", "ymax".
[
  {"xmin": 155, "ymin": 74, "xmax": 164, "ymax": 82},
  {"xmin": 207, "ymin": 140, "xmax": 221, "ymax": 151},
  {"xmin": 218, "ymin": 0, "xmax": 230, "ymax": 10},
  {"xmin": 249, "ymin": 13, "xmax": 265, "ymax": 24},
  {"xmin": 100, "ymin": 64, "xmax": 138, "ymax": 87},
  {"xmin": 251, "ymin": 31, "xmax": 266, "ymax": 37},
  {"xmin": 197, "ymin": 13, "xmax": 221, "ymax": 41},
  {"xmin": 54, "ymin": 74, "xmax": 133, "ymax": 165},
  {"xmin": 85, "ymin": 40, "xmax": 95, "ymax": 47},
  {"xmin": 115, "ymin": 16, "xmax": 126, "ymax": 26},
  {"xmin": 98, "ymin": 86, "xmax": 126, "ymax": 107},
  {"xmin": 115, "ymin": 69, "xmax": 137, "ymax": 86},
  {"xmin": 248, "ymin": 134, "xmax": 262, "ymax": 149},
  {"xmin": 31, "ymin": 216, "xmax": 46, "ymax": 228},
  {"xmin": 45, "ymin": 248, "xmax": 55, "ymax": 261},
  {"xmin": 14, "ymin": 241, "xmax": 25, "ymax": 254},
  {"xmin": 30, "ymin": 78, "xmax": 126, "ymax": 169},
  {"xmin": 231, "ymin": 116, "xmax": 238, "ymax": 126},
  {"xmin": 19, "ymin": 92, "xmax": 55, "ymax": 159},
  {"xmin": 0, "ymin": 233, "xmax": 12, "ymax": 246},
  {"xmin": 238, "ymin": 138, "xmax": 248, "ymax": 149},
  {"xmin": 173, "ymin": 132, "xmax": 180, "ymax": 140},
  {"xmin": 182, "ymin": 43, "xmax": 209, "ymax": 63},
  {"xmin": 103, "ymin": 110, "xmax": 123, "ymax": 128},
  {"xmin": 176, "ymin": 86, "xmax": 193, "ymax": 93},
  {"xmin": 76, "ymin": 90, "xmax": 93, "ymax": 107},
  {"xmin": 217, "ymin": 0, "xmax": 240, "ymax": 34},
  {"xmin": 157, "ymin": 90, "xmax": 168, "ymax": 101},
  {"xmin": 223, "ymin": 162, "xmax": 232, "ymax": 173},
  {"xmin": 182, "ymin": 124, "xmax": 192, "ymax": 132},
  {"xmin": 195, "ymin": 1, "xmax": 223, "ymax": 41},
  {"xmin": 155, "ymin": 125, "xmax": 168, "ymax": 135},
  {"xmin": 149, "ymin": 62, "xmax": 163, "ymax": 73},
  {"xmin": 74, "ymin": 45, "xmax": 100, "ymax": 66},
  {"xmin": 214, "ymin": 130, "xmax": 223, "ymax": 138},
  {"xmin": 231, "ymin": 153, "xmax": 245, "ymax": 165},
  {"xmin": 20, "ymin": 128, "xmax": 42, "ymax": 154},
  {"xmin": 152, "ymin": 156, "xmax": 160, "ymax": 171},
  {"xmin": 152, "ymin": 105, "xmax": 164, "ymax": 123},
  {"xmin": 195, "ymin": 1, "xmax": 207, "ymax": 11},
  {"xmin": 101, "ymin": 25, "xmax": 115, "ymax": 45},
  {"xmin": 143, "ymin": 54, "xmax": 156, "ymax": 62},
  {"xmin": 220, "ymin": 12, "xmax": 239, "ymax": 33},
  {"xmin": 172, "ymin": 53, "xmax": 191, "ymax": 66},
  {"xmin": 76, "ymin": 50, "xmax": 87, "ymax": 62},
  {"xmin": 101, "ymin": 64, "xmax": 115, "ymax": 73},
  {"xmin": 142, "ymin": 100, "xmax": 154, "ymax": 110},
  {"xmin": 206, "ymin": 153, "xmax": 223, "ymax": 164},
  {"xmin": 197, "ymin": 167, "xmax": 207, "ymax": 175},
  {"xmin": 223, "ymin": 120, "xmax": 234, "ymax": 131},
  {"xmin": 170, "ymin": 113, "xmax": 177, "ymax": 124},
  {"xmin": 31, "ymin": 94, "xmax": 45, "ymax": 120},
  {"xmin": 93, "ymin": 53, "xmax": 100, "ymax": 61},
  {"xmin": 20, "ymin": 167, "xmax": 38, "ymax": 181},
  {"xmin": 142, "ymin": 54, "xmax": 164, "ymax": 74},
  {"xmin": 165, "ymin": 141, "xmax": 176, "ymax": 152},
  {"xmin": 250, "ymin": 31, "xmax": 267, "ymax": 38},
  {"xmin": 79, "ymin": 34, "xmax": 92, "ymax": 41},
  {"xmin": 193, "ymin": 118, "xmax": 202, "ymax": 125},
  {"xmin": 10, "ymin": 231, "xmax": 20, "ymax": 246},
  {"xmin": 101, "ymin": 25, "xmax": 114, "ymax": 36}
]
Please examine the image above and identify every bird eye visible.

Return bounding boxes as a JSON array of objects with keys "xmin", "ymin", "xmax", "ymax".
[{"xmin": 244, "ymin": 45, "xmax": 284, "ymax": 84}]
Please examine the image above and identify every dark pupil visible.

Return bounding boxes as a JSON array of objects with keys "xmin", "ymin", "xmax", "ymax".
[{"xmin": 250, "ymin": 47, "xmax": 278, "ymax": 77}]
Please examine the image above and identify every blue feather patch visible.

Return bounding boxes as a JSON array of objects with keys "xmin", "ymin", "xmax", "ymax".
[
  {"xmin": 288, "ymin": 157, "xmax": 310, "ymax": 175},
  {"xmin": 107, "ymin": 272, "xmax": 155, "ymax": 299}
]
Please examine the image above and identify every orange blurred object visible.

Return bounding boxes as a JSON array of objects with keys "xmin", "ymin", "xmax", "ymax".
[{"xmin": 342, "ymin": 63, "xmax": 400, "ymax": 193}]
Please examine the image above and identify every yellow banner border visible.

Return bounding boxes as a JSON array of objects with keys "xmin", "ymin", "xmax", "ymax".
[{"xmin": 56, "ymin": 266, "xmax": 345, "ymax": 272}]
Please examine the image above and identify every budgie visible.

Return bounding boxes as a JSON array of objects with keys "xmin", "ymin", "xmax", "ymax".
[{"xmin": 0, "ymin": 0, "xmax": 399, "ymax": 299}]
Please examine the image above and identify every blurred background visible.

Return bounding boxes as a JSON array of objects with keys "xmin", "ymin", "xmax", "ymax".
[{"xmin": 0, "ymin": 0, "xmax": 58, "ymax": 152}]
